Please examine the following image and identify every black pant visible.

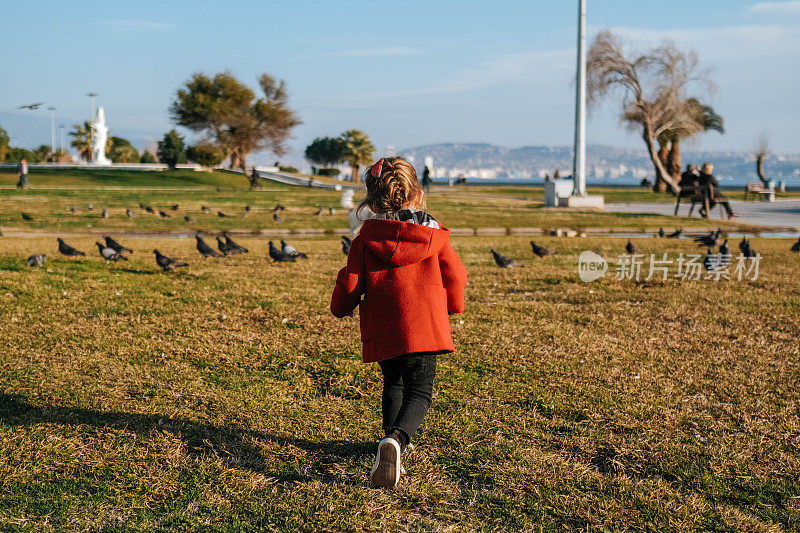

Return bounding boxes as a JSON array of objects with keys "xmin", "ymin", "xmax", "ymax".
[
  {"xmin": 379, "ymin": 352, "xmax": 437, "ymax": 446},
  {"xmin": 708, "ymin": 196, "xmax": 734, "ymax": 217}
]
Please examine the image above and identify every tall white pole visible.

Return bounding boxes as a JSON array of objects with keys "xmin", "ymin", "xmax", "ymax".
[
  {"xmin": 60, "ymin": 125, "xmax": 65, "ymax": 153},
  {"xmin": 48, "ymin": 106, "xmax": 56, "ymax": 154},
  {"xmin": 573, "ymin": 0, "xmax": 587, "ymax": 196}
]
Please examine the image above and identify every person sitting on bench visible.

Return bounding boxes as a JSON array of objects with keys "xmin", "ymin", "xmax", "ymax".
[
  {"xmin": 698, "ymin": 162, "xmax": 737, "ymax": 219},
  {"xmin": 679, "ymin": 163, "xmax": 700, "ymax": 188}
]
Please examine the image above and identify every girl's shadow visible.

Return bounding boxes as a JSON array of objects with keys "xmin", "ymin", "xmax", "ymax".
[{"xmin": 0, "ymin": 393, "xmax": 374, "ymax": 481}]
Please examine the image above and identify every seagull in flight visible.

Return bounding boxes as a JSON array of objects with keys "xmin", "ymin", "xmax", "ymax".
[{"xmin": 18, "ymin": 102, "xmax": 44, "ymax": 110}]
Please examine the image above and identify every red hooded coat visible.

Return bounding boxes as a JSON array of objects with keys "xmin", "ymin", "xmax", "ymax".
[{"xmin": 330, "ymin": 218, "xmax": 467, "ymax": 363}]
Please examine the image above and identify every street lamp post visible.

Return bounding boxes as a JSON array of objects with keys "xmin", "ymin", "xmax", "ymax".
[
  {"xmin": 572, "ymin": 0, "xmax": 587, "ymax": 197},
  {"xmin": 48, "ymin": 106, "xmax": 56, "ymax": 155},
  {"xmin": 60, "ymin": 125, "xmax": 65, "ymax": 154}
]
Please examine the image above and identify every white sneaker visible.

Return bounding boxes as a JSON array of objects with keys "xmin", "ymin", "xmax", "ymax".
[{"xmin": 370, "ymin": 437, "xmax": 402, "ymax": 489}]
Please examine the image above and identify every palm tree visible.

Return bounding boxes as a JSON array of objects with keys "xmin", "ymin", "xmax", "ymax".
[
  {"xmin": 587, "ymin": 31, "xmax": 714, "ymax": 194},
  {"xmin": 340, "ymin": 129, "xmax": 375, "ymax": 183},
  {"xmin": 658, "ymin": 98, "xmax": 725, "ymax": 179},
  {"xmin": 33, "ymin": 145, "xmax": 52, "ymax": 162},
  {"xmin": 70, "ymin": 121, "xmax": 92, "ymax": 162}
]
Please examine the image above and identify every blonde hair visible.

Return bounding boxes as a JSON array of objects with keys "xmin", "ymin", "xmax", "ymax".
[
  {"xmin": 358, "ymin": 156, "xmax": 425, "ymax": 215},
  {"xmin": 701, "ymin": 162, "xmax": 714, "ymax": 174}
]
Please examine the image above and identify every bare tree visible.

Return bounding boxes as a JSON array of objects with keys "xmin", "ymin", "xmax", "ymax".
[
  {"xmin": 754, "ymin": 134, "xmax": 769, "ymax": 186},
  {"xmin": 587, "ymin": 31, "xmax": 713, "ymax": 194}
]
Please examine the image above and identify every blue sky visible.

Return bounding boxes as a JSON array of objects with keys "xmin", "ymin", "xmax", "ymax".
[{"xmin": 2, "ymin": 0, "xmax": 799, "ymax": 163}]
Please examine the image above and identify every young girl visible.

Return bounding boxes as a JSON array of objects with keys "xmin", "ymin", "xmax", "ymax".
[{"xmin": 330, "ymin": 156, "xmax": 467, "ymax": 489}]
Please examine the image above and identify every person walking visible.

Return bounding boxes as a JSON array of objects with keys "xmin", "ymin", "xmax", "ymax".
[
  {"xmin": 16, "ymin": 158, "xmax": 30, "ymax": 189},
  {"xmin": 330, "ymin": 156, "xmax": 467, "ymax": 489},
  {"xmin": 421, "ymin": 164, "xmax": 431, "ymax": 193},
  {"xmin": 699, "ymin": 162, "xmax": 737, "ymax": 219}
]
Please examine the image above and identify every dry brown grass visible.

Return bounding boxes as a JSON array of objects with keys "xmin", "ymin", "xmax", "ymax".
[{"xmin": 0, "ymin": 232, "xmax": 798, "ymax": 530}]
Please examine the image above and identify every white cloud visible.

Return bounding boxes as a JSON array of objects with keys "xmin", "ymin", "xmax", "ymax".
[
  {"xmin": 337, "ymin": 46, "xmax": 420, "ymax": 57},
  {"xmin": 97, "ymin": 20, "xmax": 173, "ymax": 31},
  {"xmin": 746, "ymin": 1, "xmax": 800, "ymax": 15},
  {"xmin": 313, "ymin": 48, "xmax": 574, "ymax": 106},
  {"xmin": 601, "ymin": 23, "xmax": 800, "ymax": 63}
]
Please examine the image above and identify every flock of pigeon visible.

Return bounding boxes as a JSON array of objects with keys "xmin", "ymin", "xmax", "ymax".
[
  {"xmin": 490, "ymin": 228, "xmax": 800, "ymax": 269},
  {"xmin": 13, "ymin": 201, "xmax": 800, "ymax": 272},
  {"xmin": 17, "ymin": 201, "xmax": 356, "ymax": 271},
  {"xmin": 27, "ymin": 233, "xmax": 315, "ymax": 272}
]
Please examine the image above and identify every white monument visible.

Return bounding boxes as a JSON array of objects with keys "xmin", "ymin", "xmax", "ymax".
[{"xmin": 90, "ymin": 107, "xmax": 111, "ymax": 166}]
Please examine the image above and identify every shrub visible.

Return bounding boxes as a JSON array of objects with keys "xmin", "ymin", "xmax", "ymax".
[
  {"xmin": 187, "ymin": 142, "xmax": 225, "ymax": 169},
  {"xmin": 6, "ymin": 147, "xmax": 39, "ymax": 163},
  {"xmin": 317, "ymin": 168, "xmax": 341, "ymax": 177},
  {"xmin": 279, "ymin": 166, "xmax": 299, "ymax": 174}
]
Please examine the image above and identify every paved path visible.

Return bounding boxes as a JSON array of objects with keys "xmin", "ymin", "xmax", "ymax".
[{"xmin": 606, "ymin": 199, "xmax": 800, "ymax": 230}]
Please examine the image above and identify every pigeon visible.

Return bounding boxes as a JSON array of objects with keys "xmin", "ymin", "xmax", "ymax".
[
  {"xmin": 790, "ymin": 237, "xmax": 800, "ymax": 253},
  {"xmin": 273, "ymin": 213, "xmax": 284, "ymax": 223},
  {"xmin": 101, "ymin": 207, "xmax": 109, "ymax": 219},
  {"xmin": 159, "ymin": 210, "xmax": 171, "ymax": 218},
  {"xmin": 272, "ymin": 203, "xmax": 285, "ymax": 212},
  {"xmin": 281, "ymin": 240, "xmax": 307, "ymax": 259},
  {"xmin": 625, "ymin": 239, "xmax": 638, "ymax": 254},
  {"xmin": 703, "ymin": 249, "xmax": 718, "ymax": 272},
  {"xmin": 328, "ymin": 206, "xmax": 336, "ymax": 215},
  {"xmin": 216, "ymin": 237, "xmax": 240, "ymax": 256},
  {"xmin": 201, "ymin": 206, "xmax": 211, "ymax": 214},
  {"xmin": 184, "ymin": 215, "xmax": 195, "ymax": 223},
  {"xmin": 57, "ymin": 238, "xmax": 85, "ymax": 256},
  {"xmin": 170, "ymin": 204, "xmax": 179, "ymax": 211},
  {"xmin": 244, "ymin": 205, "xmax": 251, "ymax": 213},
  {"xmin": 195, "ymin": 235, "xmax": 222, "ymax": 258},
  {"xmin": 69, "ymin": 207, "xmax": 81, "ymax": 214},
  {"xmin": 738, "ymin": 236, "xmax": 750, "ymax": 253},
  {"xmin": 104, "ymin": 236, "xmax": 133, "ymax": 255},
  {"xmin": 144, "ymin": 205, "xmax": 155, "ymax": 214},
  {"xmin": 87, "ymin": 204, "xmax": 94, "ymax": 211},
  {"xmin": 269, "ymin": 241, "xmax": 294, "ymax": 262},
  {"xmin": 217, "ymin": 211, "xmax": 229, "ymax": 218},
  {"xmin": 694, "ymin": 228, "xmax": 722, "ymax": 247},
  {"xmin": 153, "ymin": 249, "xmax": 187, "ymax": 271},
  {"xmin": 738, "ymin": 237, "xmax": 757, "ymax": 258},
  {"xmin": 341, "ymin": 236, "xmax": 352, "ymax": 255},
  {"xmin": 666, "ymin": 228, "xmax": 683, "ymax": 238},
  {"xmin": 718, "ymin": 239, "xmax": 732, "ymax": 266},
  {"xmin": 224, "ymin": 235, "xmax": 248, "ymax": 253},
  {"xmin": 96, "ymin": 242, "xmax": 128, "ymax": 262},
  {"xmin": 126, "ymin": 209, "xmax": 136, "ymax": 218},
  {"xmin": 314, "ymin": 206, "xmax": 323, "ymax": 216},
  {"xmin": 530, "ymin": 241, "xmax": 557, "ymax": 258},
  {"xmin": 26, "ymin": 254, "xmax": 47, "ymax": 267},
  {"xmin": 21, "ymin": 213, "xmax": 33, "ymax": 221},
  {"xmin": 491, "ymin": 248, "xmax": 523, "ymax": 268},
  {"xmin": 658, "ymin": 227, "xmax": 665, "ymax": 238}
]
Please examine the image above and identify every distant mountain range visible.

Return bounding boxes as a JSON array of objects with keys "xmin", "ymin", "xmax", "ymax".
[{"xmin": 399, "ymin": 143, "xmax": 800, "ymax": 186}]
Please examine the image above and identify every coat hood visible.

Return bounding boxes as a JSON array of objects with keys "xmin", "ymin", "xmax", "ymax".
[{"xmin": 359, "ymin": 218, "xmax": 451, "ymax": 267}]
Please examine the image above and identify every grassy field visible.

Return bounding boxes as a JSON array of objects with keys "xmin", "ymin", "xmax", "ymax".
[
  {"xmin": 0, "ymin": 231, "xmax": 799, "ymax": 530},
  {"xmin": 0, "ymin": 171, "xmax": 799, "ymax": 530},
  {"xmin": 0, "ymin": 169, "xmax": 777, "ymax": 234}
]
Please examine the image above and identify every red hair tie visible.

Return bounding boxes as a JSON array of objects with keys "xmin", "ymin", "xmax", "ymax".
[{"xmin": 370, "ymin": 159, "xmax": 384, "ymax": 177}]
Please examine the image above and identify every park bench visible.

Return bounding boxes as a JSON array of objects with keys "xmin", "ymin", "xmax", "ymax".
[
  {"xmin": 673, "ymin": 184, "xmax": 724, "ymax": 219},
  {"xmin": 743, "ymin": 182, "xmax": 775, "ymax": 202}
]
